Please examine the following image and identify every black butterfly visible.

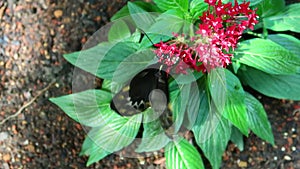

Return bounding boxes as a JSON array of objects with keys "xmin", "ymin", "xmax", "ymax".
[
  {"xmin": 110, "ymin": 64, "xmax": 174, "ymax": 136},
  {"xmin": 110, "ymin": 64, "xmax": 169, "ymax": 116}
]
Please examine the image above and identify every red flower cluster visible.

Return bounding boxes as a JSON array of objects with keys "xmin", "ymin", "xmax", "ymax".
[{"xmin": 154, "ymin": 0, "xmax": 258, "ymax": 73}]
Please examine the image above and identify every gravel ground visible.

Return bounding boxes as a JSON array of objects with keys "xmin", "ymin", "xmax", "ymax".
[{"xmin": 0, "ymin": 0, "xmax": 299, "ymax": 169}]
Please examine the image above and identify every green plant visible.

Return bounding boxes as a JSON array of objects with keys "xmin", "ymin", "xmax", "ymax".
[{"xmin": 50, "ymin": 0, "xmax": 300, "ymax": 168}]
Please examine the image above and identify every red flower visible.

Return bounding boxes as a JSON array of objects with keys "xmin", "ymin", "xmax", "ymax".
[{"xmin": 153, "ymin": 0, "xmax": 258, "ymax": 73}]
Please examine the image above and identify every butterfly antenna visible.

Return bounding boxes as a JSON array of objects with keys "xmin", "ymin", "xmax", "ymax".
[{"xmin": 138, "ymin": 29, "xmax": 154, "ymax": 46}]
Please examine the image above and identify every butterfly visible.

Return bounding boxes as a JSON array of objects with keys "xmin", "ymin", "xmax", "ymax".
[
  {"xmin": 110, "ymin": 64, "xmax": 169, "ymax": 116},
  {"xmin": 110, "ymin": 63, "xmax": 174, "ymax": 136}
]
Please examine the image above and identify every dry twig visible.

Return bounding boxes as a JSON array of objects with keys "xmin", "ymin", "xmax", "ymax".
[{"xmin": 0, "ymin": 81, "xmax": 56, "ymax": 125}]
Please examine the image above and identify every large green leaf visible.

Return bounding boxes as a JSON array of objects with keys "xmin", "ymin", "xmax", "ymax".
[
  {"xmin": 194, "ymin": 112, "xmax": 231, "ymax": 169},
  {"xmin": 238, "ymin": 66, "xmax": 300, "ymax": 100},
  {"xmin": 128, "ymin": 2, "xmax": 157, "ymax": 31},
  {"xmin": 135, "ymin": 109, "xmax": 171, "ymax": 152},
  {"xmin": 264, "ymin": 3, "xmax": 300, "ymax": 33},
  {"xmin": 153, "ymin": 0, "xmax": 189, "ymax": 13},
  {"xmin": 108, "ymin": 20, "xmax": 131, "ymax": 42},
  {"xmin": 87, "ymin": 109, "xmax": 142, "ymax": 152},
  {"xmin": 234, "ymin": 38, "xmax": 300, "ymax": 75},
  {"xmin": 170, "ymin": 83, "xmax": 191, "ymax": 133},
  {"xmin": 245, "ymin": 92, "xmax": 274, "ymax": 145},
  {"xmin": 192, "ymin": 77, "xmax": 232, "ymax": 169},
  {"xmin": 64, "ymin": 42, "xmax": 139, "ymax": 79},
  {"xmin": 255, "ymin": 0, "xmax": 285, "ymax": 17},
  {"xmin": 165, "ymin": 137, "xmax": 204, "ymax": 169},
  {"xmin": 50, "ymin": 90, "xmax": 112, "ymax": 127},
  {"xmin": 268, "ymin": 34, "xmax": 300, "ymax": 57},
  {"xmin": 223, "ymin": 69, "xmax": 248, "ymax": 136}
]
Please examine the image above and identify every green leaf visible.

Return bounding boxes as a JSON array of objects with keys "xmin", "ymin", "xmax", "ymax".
[
  {"xmin": 50, "ymin": 90, "xmax": 112, "ymax": 127},
  {"xmin": 245, "ymin": 92, "xmax": 274, "ymax": 145},
  {"xmin": 230, "ymin": 126, "xmax": 244, "ymax": 151},
  {"xmin": 185, "ymin": 81, "xmax": 202, "ymax": 129},
  {"xmin": 208, "ymin": 68, "xmax": 226, "ymax": 114},
  {"xmin": 111, "ymin": 1, "xmax": 162, "ymax": 21},
  {"xmin": 139, "ymin": 10, "xmax": 185, "ymax": 48},
  {"xmin": 86, "ymin": 147, "xmax": 110, "ymax": 166},
  {"xmin": 268, "ymin": 34, "xmax": 300, "ymax": 57},
  {"xmin": 136, "ymin": 109, "xmax": 171, "ymax": 152},
  {"xmin": 170, "ymin": 83, "xmax": 191, "ymax": 133},
  {"xmin": 153, "ymin": 0, "xmax": 189, "ymax": 13},
  {"xmin": 238, "ymin": 66, "xmax": 300, "ymax": 100},
  {"xmin": 165, "ymin": 137, "xmax": 204, "ymax": 169},
  {"xmin": 190, "ymin": 77, "xmax": 209, "ymax": 128},
  {"xmin": 108, "ymin": 20, "xmax": 131, "ymax": 42},
  {"xmin": 264, "ymin": 3, "xmax": 300, "ymax": 33},
  {"xmin": 234, "ymin": 38, "xmax": 300, "ymax": 75},
  {"xmin": 87, "ymin": 110, "xmax": 142, "ymax": 152},
  {"xmin": 208, "ymin": 69, "xmax": 248, "ymax": 135},
  {"xmin": 80, "ymin": 136, "xmax": 111, "ymax": 166},
  {"xmin": 112, "ymin": 49, "xmax": 156, "ymax": 84},
  {"xmin": 194, "ymin": 111, "xmax": 231, "ymax": 169},
  {"xmin": 189, "ymin": 0, "xmax": 208, "ymax": 21},
  {"xmin": 231, "ymin": 60, "xmax": 241, "ymax": 74},
  {"xmin": 148, "ymin": 10, "xmax": 185, "ymax": 35},
  {"xmin": 64, "ymin": 41, "xmax": 139, "ymax": 79},
  {"xmin": 223, "ymin": 69, "xmax": 248, "ymax": 136},
  {"xmin": 192, "ymin": 77, "xmax": 231, "ymax": 169},
  {"xmin": 128, "ymin": 2, "xmax": 157, "ymax": 31},
  {"xmin": 256, "ymin": 0, "xmax": 285, "ymax": 17}
]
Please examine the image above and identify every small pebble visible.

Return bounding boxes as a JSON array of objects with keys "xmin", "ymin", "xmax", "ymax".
[
  {"xmin": 283, "ymin": 132, "xmax": 288, "ymax": 139},
  {"xmin": 291, "ymin": 128, "xmax": 295, "ymax": 132},
  {"xmin": 281, "ymin": 147, "xmax": 286, "ymax": 151},
  {"xmin": 22, "ymin": 139, "xmax": 29, "ymax": 145},
  {"xmin": 55, "ymin": 83, "xmax": 60, "ymax": 88},
  {"xmin": 2, "ymin": 163, "xmax": 9, "ymax": 169},
  {"xmin": 3, "ymin": 153, "xmax": 11, "ymax": 162},
  {"xmin": 237, "ymin": 160, "xmax": 248, "ymax": 168},
  {"xmin": 283, "ymin": 155, "xmax": 292, "ymax": 161},
  {"xmin": 26, "ymin": 144, "xmax": 35, "ymax": 152},
  {"xmin": 274, "ymin": 156, "xmax": 278, "ymax": 160},
  {"xmin": 53, "ymin": 9, "xmax": 63, "ymax": 18},
  {"xmin": 0, "ymin": 132, "xmax": 9, "ymax": 141},
  {"xmin": 292, "ymin": 146, "xmax": 296, "ymax": 151}
]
